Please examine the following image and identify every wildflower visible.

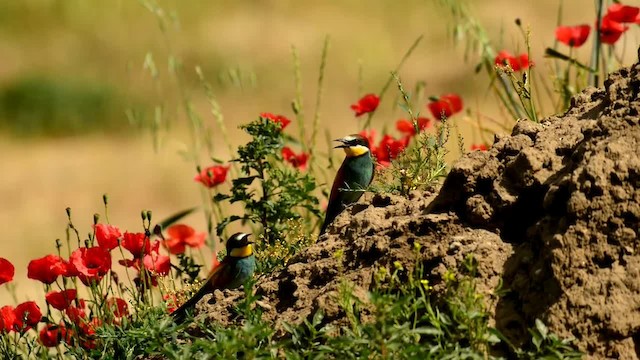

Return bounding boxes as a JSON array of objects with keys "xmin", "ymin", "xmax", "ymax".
[
  {"xmin": 122, "ymin": 232, "xmax": 152, "ymax": 257},
  {"xmin": 350, "ymin": 93, "xmax": 380, "ymax": 117},
  {"xmin": 375, "ymin": 134, "xmax": 409, "ymax": 167},
  {"xmin": 555, "ymin": 24, "xmax": 591, "ymax": 47},
  {"xmin": 194, "ymin": 165, "xmax": 230, "ymax": 188},
  {"xmin": 494, "ymin": 50, "xmax": 531, "ymax": 71},
  {"xmin": 599, "ymin": 15, "xmax": 628, "ymax": 44},
  {"xmin": 163, "ymin": 224, "xmax": 206, "ymax": 254},
  {"xmin": 14, "ymin": 301, "xmax": 42, "ymax": 331},
  {"xmin": 106, "ymin": 298, "xmax": 128, "ymax": 318},
  {"xmin": 94, "ymin": 224, "xmax": 121, "ymax": 251},
  {"xmin": 65, "ymin": 299, "xmax": 87, "ymax": 323},
  {"xmin": 606, "ymin": 4, "xmax": 639, "ymax": 23},
  {"xmin": 282, "ymin": 147, "xmax": 310, "ymax": 170},
  {"xmin": 420, "ymin": 279, "xmax": 432, "ymax": 290},
  {"xmin": 0, "ymin": 258, "xmax": 14, "ymax": 286},
  {"xmin": 260, "ymin": 112, "xmax": 291, "ymax": 130},
  {"xmin": 163, "ymin": 293, "xmax": 179, "ymax": 313},
  {"xmin": 396, "ymin": 117, "xmax": 432, "ymax": 136},
  {"xmin": 471, "ymin": 144, "xmax": 488, "ymax": 151},
  {"xmin": 28, "ymin": 255, "xmax": 75, "ymax": 284},
  {"xmin": 79, "ymin": 318, "xmax": 101, "ymax": 350},
  {"xmin": 412, "ymin": 241, "xmax": 422, "ymax": 252},
  {"xmin": 143, "ymin": 252, "xmax": 171, "ymax": 276},
  {"xmin": 39, "ymin": 323, "xmax": 71, "ymax": 347},
  {"xmin": 46, "ymin": 289, "xmax": 77, "ymax": 311},
  {"xmin": 70, "ymin": 247, "xmax": 112, "ymax": 286},
  {"xmin": 428, "ymin": 93, "xmax": 463, "ymax": 120},
  {"xmin": 0, "ymin": 305, "xmax": 16, "ymax": 332},
  {"xmin": 393, "ymin": 261, "xmax": 404, "ymax": 270}
]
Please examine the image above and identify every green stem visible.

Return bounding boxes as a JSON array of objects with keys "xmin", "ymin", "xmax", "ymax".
[
  {"xmin": 589, "ymin": 0, "xmax": 604, "ymax": 87},
  {"xmin": 362, "ymin": 35, "xmax": 424, "ymax": 130}
]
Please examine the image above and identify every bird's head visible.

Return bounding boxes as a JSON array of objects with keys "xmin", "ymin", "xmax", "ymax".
[
  {"xmin": 226, "ymin": 232, "xmax": 254, "ymax": 258},
  {"xmin": 334, "ymin": 134, "xmax": 370, "ymax": 158}
]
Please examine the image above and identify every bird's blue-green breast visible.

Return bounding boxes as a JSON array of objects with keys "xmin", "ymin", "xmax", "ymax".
[
  {"xmin": 227, "ymin": 255, "xmax": 256, "ymax": 289},
  {"xmin": 341, "ymin": 152, "xmax": 374, "ymax": 203}
]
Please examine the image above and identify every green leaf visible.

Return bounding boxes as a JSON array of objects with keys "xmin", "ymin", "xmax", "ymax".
[
  {"xmin": 544, "ymin": 48, "xmax": 595, "ymax": 72},
  {"xmin": 535, "ymin": 318, "xmax": 549, "ymax": 339},
  {"xmin": 213, "ymin": 193, "xmax": 230, "ymax": 202},
  {"xmin": 413, "ymin": 327, "xmax": 443, "ymax": 336},
  {"xmin": 216, "ymin": 215, "xmax": 243, "ymax": 235},
  {"xmin": 233, "ymin": 176, "xmax": 258, "ymax": 186}
]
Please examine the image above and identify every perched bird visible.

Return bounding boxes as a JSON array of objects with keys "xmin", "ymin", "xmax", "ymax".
[
  {"xmin": 320, "ymin": 134, "xmax": 375, "ymax": 235},
  {"xmin": 171, "ymin": 232, "xmax": 256, "ymax": 322}
]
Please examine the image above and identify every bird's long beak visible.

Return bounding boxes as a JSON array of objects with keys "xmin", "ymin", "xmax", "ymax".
[{"xmin": 334, "ymin": 138, "xmax": 349, "ymax": 148}]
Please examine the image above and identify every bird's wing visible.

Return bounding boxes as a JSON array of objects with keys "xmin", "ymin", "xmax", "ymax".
[
  {"xmin": 209, "ymin": 258, "xmax": 234, "ymax": 289},
  {"xmin": 328, "ymin": 161, "xmax": 346, "ymax": 207}
]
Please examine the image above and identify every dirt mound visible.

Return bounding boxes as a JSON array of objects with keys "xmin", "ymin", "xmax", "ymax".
[
  {"xmin": 196, "ymin": 191, "xmax": 512, "ymax": 335},
  {"xmin": 197, "ymin": 62, "xmax": 640, "ymax": 358},
  {"xmin": 430, "ymin": 62, "xmax": 640, "ymax": 358}
]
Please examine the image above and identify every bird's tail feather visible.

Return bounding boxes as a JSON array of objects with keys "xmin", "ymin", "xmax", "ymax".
[{"xmin": 170, "ymin": 282, "xmax": 211, "ymax": 324}]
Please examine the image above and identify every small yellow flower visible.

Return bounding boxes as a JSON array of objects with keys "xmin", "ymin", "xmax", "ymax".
[
  {"xmin": 444, "ymin": 270, "xmax": 456, "ymax": 283},
  {"xmin": 420, "ymin": 279, "xmax": 432, "ymax": 290},
  {"xmin": 393, "ymin": 261, "xmax": 404, "ymax": 270},
  {"xmin": 413, "ymin": 242, "xmax": 422, "ymax": 252}
]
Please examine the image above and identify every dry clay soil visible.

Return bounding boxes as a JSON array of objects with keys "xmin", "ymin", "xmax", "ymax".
[{"xmin": 196, "ymin": 60, "xmax": 640, "ymax": 359}]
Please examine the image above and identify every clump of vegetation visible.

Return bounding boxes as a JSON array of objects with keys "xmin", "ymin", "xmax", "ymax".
[{"xmin": 0, "ymin": 76, "xmax": 125, "ymax": 137}]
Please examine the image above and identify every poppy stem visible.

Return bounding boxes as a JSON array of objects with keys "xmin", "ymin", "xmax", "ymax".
[
  {"xmin": 363, "ymin": 35, "xmax": 424, "ymax": 130},
  {"xmin": 589, "ymin": 0, "xmax": 604, "ymax": 87}
]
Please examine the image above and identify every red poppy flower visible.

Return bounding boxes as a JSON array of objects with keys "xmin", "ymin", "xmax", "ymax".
[
  {"xmin": 106, "ymin": 298, "xmax": 129, "ymax": 318},
  {"xmin": 65, "ymin": 299, "xmax": 87, "ymax": 323},
  {"xmin": 396, "ymin": 118, "xmax": 432, "ymax": 136},
  {"xmin": 39, "ymin": 323, "xmax": 71, "ymax": 347},
  {"xmin": 260, "ymin": 112, "xmax": 291, "ymax": 130},
  {"xmin": 14, "ymin": 301, "xmax": 42, "ymax": 331},
  {"xmin": 79, "ymin": 318, "xmax": 101, "ymax": 350},
  {"xmin": 375, "ymin": 135, "xmax": 410, "ymax": 167},
  {"xmin": 46, "ymin": 289, "xmax": 77, "ymax": 311},
  {"xmin": 0, "ymin": 305, "xmax": 16, "ymax": 333},
  {"xmin": 494, "ymin": 50, "xmax": 532, "ymax": 72},
  {"xmin": 28, "ymin": 255, "xmax": 75, "ymax": 284},
  {"xmin": 555, "ymin": 24, "xmax": 591, "ymax": 47},
  {"xmin": 606, "ymin": 4, "xmax": 639, "ymax": 23},
  {"xmin": 162, "ymin": 224, "xmax": 206, "ymax": 254},
  {"xmin": 350, "ymin": 94, "xmax": 380, "ymax": 117},
  {"xmin": 194, "ymin": 165, "xmax": 230, "ymax": 188},
  {"xmin": 70, "ymin": 247, "xmax": 112, "ymax": 286},
  {"xmin": 282, "ymin": 147, "xmax": 310, "ymax": 170},
  {"xmin": 0, "ymin": 258, "xmax": 14, "ymax": 286},
  {"xmin": 143, "ymin": 252, "xmax": 171, "ymax": 276},
  {"xmin": 428, "ymin": 94, "xmax": 464, "ymax": 120},
  {"xmin": 163, "ymin": 294, "xmax": 179, "ymax": 313},
  {"xmin": 121, "ymin": 232, "xmax": 152, "ymax": 257},
  {"xmin": 94, "ymin": 224, "xmax": 121, "ymax": 251},
  {"xmin": 599, "ymin": 15, "xmax": 629, "ymax": 44},
  {"xmin": 471, "ymin": 144, "xmax": 488, "ymax": 151}
]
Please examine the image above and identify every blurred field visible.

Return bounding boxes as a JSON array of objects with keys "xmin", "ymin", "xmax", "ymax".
[{"xmin": 0, "ymin": 0, "xmax": 599, "ymax": 303}]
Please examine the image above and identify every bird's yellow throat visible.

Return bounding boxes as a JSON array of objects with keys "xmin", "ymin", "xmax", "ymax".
[
  {"xmin": 343, "ymin": 145, "xmax": 369, "ymax": 157},
  {"xmin": 230, "ymin": 244, "xmax": 253, "ymax": 258}
]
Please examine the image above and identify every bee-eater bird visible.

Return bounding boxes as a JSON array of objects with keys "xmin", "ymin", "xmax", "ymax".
[
  {"xmin": 171, "ymin": 232, "xmax": 256, "ymax": 322},
  {"xmin": 320, "ymin": 134, "xmax": 374, "ymax": 235}
]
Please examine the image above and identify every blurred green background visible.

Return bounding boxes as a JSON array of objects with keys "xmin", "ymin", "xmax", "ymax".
[{"xmin": 0, "ymin": 0, "xmax": 599, "ymax": 302}]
